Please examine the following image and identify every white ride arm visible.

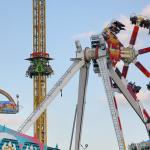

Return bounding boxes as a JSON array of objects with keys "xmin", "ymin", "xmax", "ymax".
[
  {"xmin": 108, "ymin": 64, "xmax": 144, "ymax": 122},
  {"xmin": 74, "ymin": 63, "xmax": 90, "ymax": 150},
  {"xmin": 108, "ymin": 60, "xmax": 150, "ymax": 138},
  {"xmin": 18, "ymin": 60, "xmax": 85, "ymax": 133}
]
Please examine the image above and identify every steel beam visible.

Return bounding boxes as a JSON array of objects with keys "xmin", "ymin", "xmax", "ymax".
[
  {"xmin": 108, "ymin": 64, "xmax": 144, "ymax": 122},
  {"xmin": 74, "ymin": 63, "xmax": 90, "ymax": 150},
  {"xmin": 18, "ymin": 60, "xmax": 85, "ymax": 133}
]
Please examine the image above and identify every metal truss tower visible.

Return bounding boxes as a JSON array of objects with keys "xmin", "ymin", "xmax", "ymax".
[{"xmin": 26, "ymin": 0, "xmax": 53, "ymax": 144}]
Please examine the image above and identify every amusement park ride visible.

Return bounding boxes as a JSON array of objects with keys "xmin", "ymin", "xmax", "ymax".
[
  {"xmin": 17, "ymin": 14, "xmax": 150, "ymax": 150},
  {"xmin": 1, "ymin": 1, "xmax": 150, "ymax": 150},
  {"xmin": 0, "ymin": 89, "xmax": 19, "ymax": 114},
  {"xmin": 26, "ymin": 0, "xmax": 53, "ymax": 144}
]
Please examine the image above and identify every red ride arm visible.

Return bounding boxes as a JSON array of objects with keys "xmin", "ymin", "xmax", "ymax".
[
  {"xmin": 138, "ymin": 47, "xmax": 150, "ymax": 55},
  {"xmin": 130, "ymin": 25, "xmax": 139, "ymax": 46},
  {"xmin": 122, "ymin": 64, "xmax": 129, "ymax": 78},
  {"xmin": 135, "ymin": 61, "xmax": 150, "ymax": 78},
  {"xmin": 143, "ymin": 109, "xmax": 150, "ymax": 120}
]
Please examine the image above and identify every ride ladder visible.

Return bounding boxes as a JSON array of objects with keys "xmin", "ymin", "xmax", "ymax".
[{"xmin": 97, "ymin": 54, "xmax": 126, "ymax": 150}]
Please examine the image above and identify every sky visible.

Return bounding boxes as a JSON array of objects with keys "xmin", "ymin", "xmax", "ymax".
[{"xmin": 0, "ymin": 0, "xmax": 150, "ymax": 149}]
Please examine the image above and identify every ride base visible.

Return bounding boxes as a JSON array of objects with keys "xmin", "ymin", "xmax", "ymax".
[
  {"xmin": 129, "ymin": 141, "xmax": 150, "ymax": 150},
  {"xmin": 0, "ymin": 125, "xmax": 59, "ymax": 150}
]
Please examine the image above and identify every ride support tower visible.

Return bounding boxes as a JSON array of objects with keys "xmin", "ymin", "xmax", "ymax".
[{"xmin": 26, "ymin": 0, "xmax": 53, "ymax": 144}]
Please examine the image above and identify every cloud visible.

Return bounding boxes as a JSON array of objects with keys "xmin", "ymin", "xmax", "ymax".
[
  {"xmin": 0, "ymin": 115, "xmax": 23, "ymax": 129},
  {"xmin": 141, "ymin": 5, "xmax": 150, "ymax": 17},
  {"xmin": 104, "ymin": 5, "xmax": 150, "ymax": 49},
  {"xmin": 137, "ymin": 90, "xmax": 150, "ymax": 102},
  {"xmin": 116, "ymin": 15, "xmax": 132, "ymax": 47},
  {"xmin": 72, "ymin": 5, "xmax": 150, "ymax": 45},
  {"xmin": 116, "ymin": 15, "xmax": 145, "ymax": 49},
  {"xmin": 114, "ymin": 89, "xmax": 150, "ymax": 106},
  {"xmin": 72, "ymin": 31, "xmax": 96, "ymax": 40},
  {"xmin": 100, "ymin": 88, "xmax": 150, "ymax": 107}
]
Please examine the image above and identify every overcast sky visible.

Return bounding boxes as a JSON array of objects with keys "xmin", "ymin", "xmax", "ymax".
[{"xmin": 0, "ymin": 1, "xmax": 150, "ymax": 149}]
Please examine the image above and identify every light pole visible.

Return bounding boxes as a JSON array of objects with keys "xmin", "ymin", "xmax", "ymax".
[{"xmin": 80, "ymin": 144, "xmax": 88, "ymax": 150}]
